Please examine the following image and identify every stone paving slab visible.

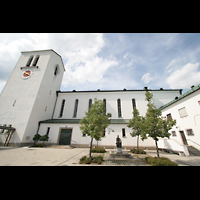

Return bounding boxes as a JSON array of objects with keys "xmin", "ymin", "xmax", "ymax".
[{"xmin": 2, "ymin": 147, "xmax": 200, "ymax": 166}]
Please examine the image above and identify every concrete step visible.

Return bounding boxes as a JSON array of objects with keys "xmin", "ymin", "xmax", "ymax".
[
  {"xmin": 188, "ymin": 146, "xmax": 200, "ymax": 156},
  {"xmin": 48, "ymin": 145, "xmax": 73, "ymax": 149}
]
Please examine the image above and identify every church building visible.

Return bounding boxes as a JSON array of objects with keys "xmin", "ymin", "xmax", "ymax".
[{"xmin": 0, "ymin": 49, "xmax": 182, "ymax": 149}]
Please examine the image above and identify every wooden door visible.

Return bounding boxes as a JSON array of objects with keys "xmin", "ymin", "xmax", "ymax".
[
  {"xmin": 179, "ymin": 130, "xmax": 188, "ymax": 145},
  {"xmin": 59, "ymin": 129, "xmax": 72, "ymax": 145}
]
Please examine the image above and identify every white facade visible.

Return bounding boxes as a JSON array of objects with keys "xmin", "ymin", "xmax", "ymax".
[
  {"xmin": 0, "ymin": 49, "xmax": 65, "ymax": 146},
  {"xmin": 159, "ymin": 84, "xmax": 200, "ymax": 155},
  {"xmin": 38, "ymin": 89, "xmax": 181, "ymax": 148}
]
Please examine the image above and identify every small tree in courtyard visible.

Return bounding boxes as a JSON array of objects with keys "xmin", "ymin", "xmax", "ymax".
[
  {"xmin": 140, "ymin": 91, "xmax": 176, "ymax": 158},
  {"xmin": 79, "ymin": 98, "xmax": 112, "ymax": 157},
  {"xmin": 33, "ymin": 133, "xmax": 41, "ymax": 145},
  {"xmin": 128, "ymin": 107, "xmax": 144, "ymax": 150}
]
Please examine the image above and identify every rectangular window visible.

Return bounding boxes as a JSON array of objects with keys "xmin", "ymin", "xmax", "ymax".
[
  {"xmin": 59, "ymin": 100, "xmax": 65, "ymax": 117},
  {"xmin": 132, "ymin": 99, "xmax": 136, "ymax": 110},
  {"xmin": 122, "ymin": 128, "xmax": 126, "ymax": 137},
  {"xmin": 178, "ymin": 107, "xmax": 188, "ymax": 118},
  {"xmin": 82, "ymin": 133, "xmax": 86, "ymax": 137},
  {"xmin": 117, "ymin": 99, "xmax": 122, "ymax": 118},
  {"xmin": 171, "ymin": 131, "xmax": 176, "ymax": 136},
  {"xmin": 166, "ymin": 113, "xmax": 172, "ymax": 119},
  {"xmin": 73, "ymin": 99, "xmax": 79, "ymax": 118},
  {"xmin": 186, "ymin": 129, "xmax": 194, "ymax": 136}
]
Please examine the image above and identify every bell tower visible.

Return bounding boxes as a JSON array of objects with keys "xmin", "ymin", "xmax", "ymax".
[{"xmin": 0, "ymin": 49, "xmax": 65, "ymax": 146}]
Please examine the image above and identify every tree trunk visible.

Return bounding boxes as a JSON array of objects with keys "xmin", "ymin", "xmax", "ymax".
[
  {"xmin": 89, "ymin": 137, "xmax": 93, "ymax": 158},
  {"xmin": 137, "ymin": 135, "xmax": 139, "ymax": 150},
  {"xmin": 155, "ymin": 139, "xmax": 159, "ymax": 158}
]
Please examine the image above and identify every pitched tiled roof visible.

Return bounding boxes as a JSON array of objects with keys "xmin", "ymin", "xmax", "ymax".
[{"xmin": 159, "ymin": 83, "xmax": 200, "ymax": 110}]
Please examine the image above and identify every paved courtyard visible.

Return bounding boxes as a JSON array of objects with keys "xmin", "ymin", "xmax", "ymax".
[{"xmin": 1, "ymin": 146, "xmax": 200, "ymax": 166}]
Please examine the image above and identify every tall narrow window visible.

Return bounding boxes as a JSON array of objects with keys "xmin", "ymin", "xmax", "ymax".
[
  {"xmin": 59, "ymin": 100, "xmax": 65, "ymax": 117},
  {"xmin": 26, "ymin": 55, "xmax": 34, "ymax": 66},
  {"xmin": 117, "ymin": 99, "xmax": 122, "ymax": 117},
  {"xmin": 132, "ymin": 99, "xmax": 136, "ymax": 110},
  {"xmin": 73, "ymin": 99, "xmax": 79, "ymax": 118},
  {"xmin": 54, "ymin": 65, "xmax": 58, "ymax": 75},
  {"xmin": 88, "ymin": 99, "xmax": 92, "ymax": 110},
  {"xmin": 122, "ymin": 128, "xmax": 126, "ymax": 137},
  {"xmin": 32, "ymin": 55, "xmax": 40, "ymax": 66},
  {"xmin": 103, "ymin": 99, "xmax": 106, "ymax": 113}
]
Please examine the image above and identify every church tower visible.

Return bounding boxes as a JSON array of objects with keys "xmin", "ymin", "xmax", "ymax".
[{"xmin": 0, "ymin": 49, "xmax": 65, "ymax": 146}]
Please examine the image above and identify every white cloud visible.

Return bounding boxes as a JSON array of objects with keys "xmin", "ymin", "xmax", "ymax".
[
  {"xmin": 127, "ymin": 59, "xmax": 134, "ymax": 67},
  {"xmin": 141, "ymin": 73, "xmax": 153, "ymax": 84},
  {"xmin": 166, "ymin": 59, "xmax": 176, "ymax": 72},
  {"xmin": 123, "ymin": 53, "xmax": 128, "ymax": 59},
  {"xmin": 166, "ymin": 62, "xmax": 200, "ymax": 89},
  {"xmin": 0, "ymin": 33, "xmax": 118, "ymax": 93}
]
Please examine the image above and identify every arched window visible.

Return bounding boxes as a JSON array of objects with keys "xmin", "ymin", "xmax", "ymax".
[
  {"xmin": 73, "ymin": 99, "xmax": 79, "ymax": 118},
  {"xmin": 117, "ymin": 99, "xmax": 122, "ymax": 118},
  {"xmin": 26, "ymin": 55, "xmax": 34, "ymax": 66},
  {"xmin": 59, "ymin": 99, "xmax": 65, "ymax": 117},
  {"xmin": 88, "ymin": 99, "xmax": 92, "ymax": 110},
  {"xmin": 103, "ymin": 99, "xmax": 106, "ymax": 109},
  {"xmin": 132, "ymin": 99, "xmax": 136, "ymax": 110},
  {"xmin": 32, "ymin": 55, "xmax": 40, "ymax": 66}
]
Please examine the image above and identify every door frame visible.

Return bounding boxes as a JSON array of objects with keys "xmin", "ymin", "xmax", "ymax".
[
  {"xmin": 57, "ymin": 127, "xmax": 73, "ymax": 145},
  {"xmin": 179, "ymin": 130, "xmax": 188, "ymax": 145}
]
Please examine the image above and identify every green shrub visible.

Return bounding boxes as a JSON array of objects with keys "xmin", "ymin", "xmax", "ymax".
[
  {"xmin": 130, "ymin": 148, "xmax": 146, "ymax": 154},
  {"xmin": 145, "ymin": 157, "xmax": 178, "ymax": 166},
  {"xmin": 91, "ymin": 147, "xmax": 106, "ymax": 153},
  {"xmin": 79, "ymin": 155, "xmax": 104, "ymax": 164}
]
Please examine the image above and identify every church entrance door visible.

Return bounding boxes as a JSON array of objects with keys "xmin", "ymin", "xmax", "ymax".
[{"xmin": 59, "ymin": 128, "xmax": 72, "ymax": 145}]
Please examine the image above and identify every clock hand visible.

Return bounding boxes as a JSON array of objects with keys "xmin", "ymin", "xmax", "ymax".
[{"xmin": 24, "ymin": 72, "xmax": 30, "ymax": 76}]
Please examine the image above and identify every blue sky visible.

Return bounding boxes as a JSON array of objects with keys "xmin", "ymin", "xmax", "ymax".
[{"xmin": 1, "ymin": 33, "xmax": 200, "ymax": 94}]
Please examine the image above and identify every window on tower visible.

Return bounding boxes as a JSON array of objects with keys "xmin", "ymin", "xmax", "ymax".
[
  {"xmin": 32, "ymin": 55, "xmax": 40, "ymax": 66},
  {"xmin": 26, "ymin": 55, "xmax": 34, "ymax": 67}
]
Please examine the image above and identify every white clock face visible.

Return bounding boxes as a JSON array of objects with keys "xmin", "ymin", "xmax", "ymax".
[{"xmin": 21, "ymin": 69, "xmax": 33, "ymax": 80}]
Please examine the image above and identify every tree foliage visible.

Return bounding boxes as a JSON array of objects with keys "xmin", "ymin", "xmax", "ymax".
[
  {"xmin": 140, "ymin": 91, "xmax": 176, "ymax": 157},
  {"xmin": 128, "ymin": 107, "xmax": 143, "ymax": 149},
  {"xmin": 79, "ymin": 98, "xmax": 112, "ymax": 157}
]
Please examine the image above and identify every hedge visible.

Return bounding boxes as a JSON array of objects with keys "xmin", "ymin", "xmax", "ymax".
[{"xmin": 145, "ymin": 157, "xmax": 178, "ymax": 166}]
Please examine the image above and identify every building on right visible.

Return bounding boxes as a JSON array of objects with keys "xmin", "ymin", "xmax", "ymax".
[{"xmin": 159, "ymin": 83, "xmax": 200, "ymax": 156}]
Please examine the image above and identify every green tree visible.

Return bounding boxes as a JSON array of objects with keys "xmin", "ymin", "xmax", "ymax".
[
  {"xmin": 141, "ymin": 91, "xmax": 176, "ymax": 157},
  {"xmin": 39, "ymin": 134, "xmax": 49, "ymax": 144},
  {"xmin": 79, "ymin": 98, "xmax": 112, "ymax": 157},
  {"xmin": 33, "ymin": 133, "xmax": 41, "ymax": 145},
  {"xmin": 127, "ymin": 107, "xmax": 143, "ymax": 150}
]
